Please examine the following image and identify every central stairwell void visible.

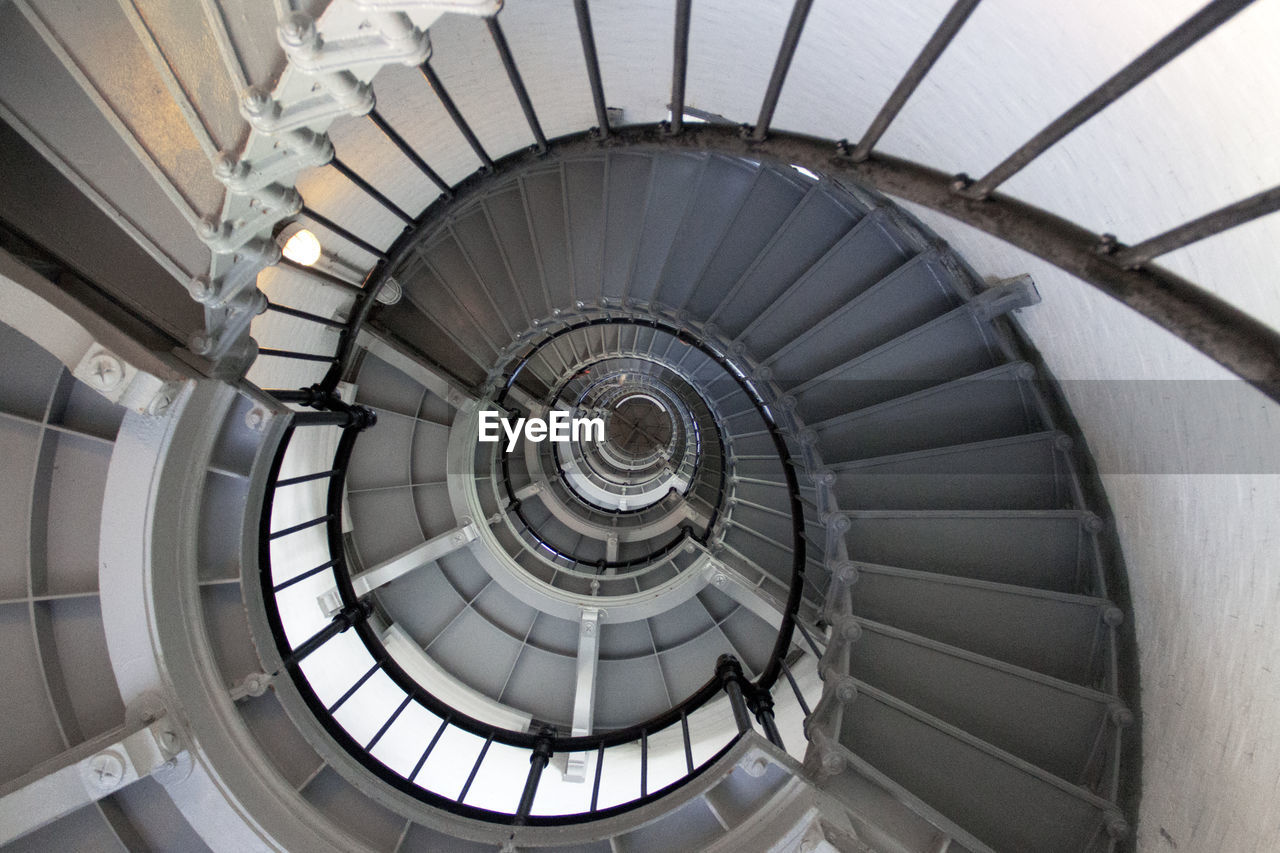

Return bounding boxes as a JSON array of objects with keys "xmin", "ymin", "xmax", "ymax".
[{"xmin": 251, "ymin": 148, "xmax": 1135, "ymax": 852}]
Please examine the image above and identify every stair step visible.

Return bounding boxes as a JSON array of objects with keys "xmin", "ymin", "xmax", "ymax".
[
  {"xmin": 842, "ymin": 510, "xmax": 1099, "ymax": 593},
  {"xmin": 600, "ymin": 152, "xmax": 657, "ymax": 302},
  {"xmin": 850, "ymin": 619, "xmax": 1116, "ymax": 782},
  {"xmin": 812, "ymin": 362, "xmax": 1042, "ymax": 462},
  {"xmin": 452, "ymin": 206, "xmax": 533, "ymax": 332},
  {"xmin": 838, "ymin": 682, "xmax": 1122, "ymax": 853},
  {"xmin": 625, "ymin": 153, "xmax": 708, "ymax": 303},
  {"xmin": 652, "ymin": 155, "xmax": 761, "ymax": 309},
  {"xmin": 851, "ymin": 563, "xmax": 1113, "ymax": 685},
  {"xmin": 426, "ymin": 231, "xmax": 516, "ymax": 345},
  {"xmin": 564, "ymin": 157, "xmax": 608, "ymax": 305},
  {"xmin": 485, "ymin": 184, "xmax": 553, "ymax": 320},
  {"xmin": 685, "ymin": 168, "xmax": 814, "ymax": 319},
  {"xmin": 522, "ymin": 167, "xmax": 576, "ymax": 308},
  {"xmin": 767, "ymin": 251, "xmax": 960, "ymax": 384},
  {"xmin": 831, "ymin": 431, "xmax": 1073, "ymax": 511},
  {"xmin": 738, "ymin": 208, "xmax": 914, "ymax": 358},
  {"xmin": 709, "ymin": 187, "xmax": 863, "ymax": 338},
  {"xmin": 790, "ymin": 306, "xmax": 999, "ymax": 422}
]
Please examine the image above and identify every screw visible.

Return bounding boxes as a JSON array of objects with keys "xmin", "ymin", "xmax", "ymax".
[
  {"xmin": 88, "ymin": 752, "xmax": 126, "ymax": 792},
  {"xmin": 245, "ymin": 406, "xmax": 270, "ymax": 432},
  {"xmin": 147, "ymin": 384, "xmax": 178, "ymax": 416},
  {"xmin": 86, "ymin": 354, "xmax": 124, "ymax": 392}
]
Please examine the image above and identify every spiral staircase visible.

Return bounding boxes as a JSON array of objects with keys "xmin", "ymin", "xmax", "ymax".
[{"xmin": 1, "ymin": 1, "xmax": 1279, "ymax": 852}]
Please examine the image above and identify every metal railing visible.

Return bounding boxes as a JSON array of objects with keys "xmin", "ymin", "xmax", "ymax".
[
  {"xmin": 238, "ymin": 0, "xmax": 1278, "ymax": 408},
  {"xmin": 257, "ymin": 382, "xmax": 815, "ymax": 824},
  {"xmin": 227, "ymin": 0, "xmax": 1272, "ymax": 837}
]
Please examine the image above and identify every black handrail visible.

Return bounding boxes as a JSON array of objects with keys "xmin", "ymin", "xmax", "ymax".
[{"xmin": 258, "ymin": 389, "xmax": 804, "ymax": 825}]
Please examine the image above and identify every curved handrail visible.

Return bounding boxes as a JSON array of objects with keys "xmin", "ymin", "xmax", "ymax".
[{"xmin": 258, "ymin": 388, "xmax": 806, "ymax": 824}]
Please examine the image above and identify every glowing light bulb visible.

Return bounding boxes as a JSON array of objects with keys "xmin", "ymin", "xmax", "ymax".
[{"xmin": 282, "ymin": 228, "xmax": 321, "ymax": 266}]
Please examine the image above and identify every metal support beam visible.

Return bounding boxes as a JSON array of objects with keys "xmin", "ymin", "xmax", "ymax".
[
  {"xmin": 347, "ymin": 523, "xmax": 479, "ymax": 597},
  {"xmin": 356, "ymin": 326, "xmax": 478, "ymax": 407},
  {"xmin": 0, "ymin": 717, "xmax": 183, "ymax": 846},
  {"xmin": 850, "ymin": 0, "xmax": 982, "ymax": 161},
  {"xmin": 705, "ymin": 560, "xmax": 785, "ymax": 630},
  {"xmin": 963, "ymin": 0, "xmax": 1256, "ymax": 198},
  {"xmin": 565, "ymin": 608, "xmax": 601, "ymax": 782}
]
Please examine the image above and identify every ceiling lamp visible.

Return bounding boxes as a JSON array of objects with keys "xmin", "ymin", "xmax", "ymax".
[{"xmin": 281, "ymin": 227, "xmax": 322, "ymax": 266}]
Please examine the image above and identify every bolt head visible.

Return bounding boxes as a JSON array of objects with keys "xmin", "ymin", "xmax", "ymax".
[
  {"xmin": 88, "ymin": 752, "xmax": 126, "ymax": 791},
  {"xmin": 245, "ymin": 406, "xmax": 270, "ymax": 432},
  {"xmin": 86, "ymin": 354, "xmax": 125, "ymax": 391}
]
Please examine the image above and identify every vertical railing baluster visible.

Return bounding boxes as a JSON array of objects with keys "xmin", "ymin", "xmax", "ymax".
[
  {"xmin": 590, "ymin": 742, "xmax": 605, "ymax": 812},
  {"xmin": 680, "ymin": 709, "xmax": 694, "ymax": 774},
  {"xmin": 419, "ymin": 62, "xmax": 495, "ymax": 170},
  {"xmin": 457, "ymin": 734, "xmax": 493, "ymax": 803},
  {"xmin": 486, "ymin": 16, "xmax": 549, "ymax": 152},
  {"xmin": 573, "ymin": 0, "xmax": 610, "ymax": 137},
  {"xmin": 640, "ymin": 729, "xmax": 648, "ymax": 797},
  {"xmin": 668, "ymin": 0, "xmax": 692, "ymax": 134},
  {"xmin": 849, "ymin": 0, "xmax": 982, "ymax": 161},
  {"xmin": 409, "ymin": 717, "xmax": 451, "ymax": 783},
  {"xmin": 749, "ymin": 0, "xmax": 815, "ymax": 141},
  {"xmin": 962, "ymin": 0, "xmax": 1254, "ymax": 199},
  {"xmin": 781, "ymin": 658, "xmax": 811, "ymax": 717}
]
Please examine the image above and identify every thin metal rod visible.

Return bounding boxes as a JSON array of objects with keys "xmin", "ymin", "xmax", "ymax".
[
  {"xmin": 409, "ymin": 717, "xmax": 450, "ymax": 781},
  {"xmin": 573, "ymin": 0, "xmax": 610, "ymax": 136},
  {"xmin": 328, "ymin": 662, "xmax": 380, "ymax": 713},
  {"xmin": 419, "ymin": 63, "xmax": 494, "ymax": 169},
  {"xmin": 589, "ymin": 742, "xmax": 605, "ymax": 811},
  {"xmin": 457, "ymin": 735, "xmax": 493, "ymax": 802},
  {"xmin": 680, "ymin": 710, "xmax": 693, "ymax": 773},
  {"xmin": 329, "ymin": 157, "xmax": 414, "ymax": 225},
  {"xmin": 276, "ymin": 258, "xmax": 365, "ymax": 295},
  {"xmin": 749, "ymin": 0, "xmax": 815, "ymax": 141},
  {"xmin": 366, "ymin": 109, "xmax": 452, "ymax": 196},
  {"xmin": 965, "ymin": 0, "xmax": 1256, "ymax": 198},
  {"xmin": 850, "ymin": 0, "xmax": 982, "ymax": 161},
  {"xmin": 257, "ymin": 348, "xmax": 338, "ymax": 364},
  {"xmin": 640, "ymin": 729, "xmax": 648, "ymax": 797},
  {"xmin": 486, "ymin": 17, "xmax": 548, "ymax": 152},
  {"xmin": 781, "ymin": 659, "xmax": 811, "ymax": 717},
  {"xmin": 272, "ymin": 558, "xmax": 339, "ymax": 593},
  {"xmin": 668, "ymin": 0, "xmax": 692, "ymax": 134},
  {"xmin": 265, "ymin": 302, "xmax": 346, "ymax": 328},
  {"xmin": 269, "ymin": 514, "xmax": 333, "ymax": 540},
  {"xmin": 366, "ymin": 695, "xmax": 413, "ymax": 750},
  {"xmin": 795, "ymin": 620, "xmax": 822, "ymax": 657},
  {"xmin": 276, "ymin": 469, "xmax": 339, "ymax": 487},
  {"xmin": 300, "ymin": 206, "xmax": 389, "ymax": 261},
  {"xmin": 1112, "ymin": 184, "xmax": 1280, "ymax": 267}
]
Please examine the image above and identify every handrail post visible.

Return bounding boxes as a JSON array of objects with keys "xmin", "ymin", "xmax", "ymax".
[
  {"xmin": 515, "ymin": 730, "xmax": 555, "ymax": 824},
  {"xmin": 750, "ymin": 690, "xmax": 785, "ymax": 750},
  {"xmin": 716, "ymin": 655, "xmax": 753, "ymax": 734},
  {"xmin": 280, "ymin": 599, "xmax": 373, "ymax": 668}
]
